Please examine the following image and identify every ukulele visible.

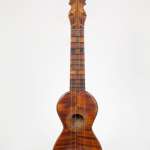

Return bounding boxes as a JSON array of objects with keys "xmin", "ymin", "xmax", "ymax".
[{"xmin": 53, "ymin": 0, "xmax": 102, "ymax": 149}]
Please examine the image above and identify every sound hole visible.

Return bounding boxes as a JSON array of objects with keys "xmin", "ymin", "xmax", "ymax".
[
  {"xmin": 72, "ymin": 114, "xmax": 84, "ymax": 121},
  {"xmin": 71, "ymin": 114, "xmax": 84, "ymax": 130}
]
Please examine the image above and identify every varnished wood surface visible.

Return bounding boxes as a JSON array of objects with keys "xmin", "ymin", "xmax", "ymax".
[
  {"xmin": 70, "ymin": 28, "xmax": 85, "ymax": 91},
  {"xmin": 53, "ymin": 91, "xmax": 102, "ymax": 150},
  {"xmin": 53, "ymin": 0, "xmax": 102, "ymax": 149},
  {"xmin": 69, "ymin": 0, "xmax": 86, "ymax": 91}
]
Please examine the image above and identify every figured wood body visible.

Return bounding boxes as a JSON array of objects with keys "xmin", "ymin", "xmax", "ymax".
[{"xmin": 53, "ymin": 91, "xmax": 102, "ymax": 150}]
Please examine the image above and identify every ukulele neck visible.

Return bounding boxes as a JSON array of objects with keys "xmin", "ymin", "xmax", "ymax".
[
  {"xmin": 69, "ymin": 0, "xmax": 86, "ymax": 92},
  {"xmin": 70, "ymin": 27, "xmax": 85, "ymax": 91}
]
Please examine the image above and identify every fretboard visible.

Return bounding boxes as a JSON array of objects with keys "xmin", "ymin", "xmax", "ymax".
[{"xmin": 70, "ymin": 28, "xmax": 85, "ymax": 91}]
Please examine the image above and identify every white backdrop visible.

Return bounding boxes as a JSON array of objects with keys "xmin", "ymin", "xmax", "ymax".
[{"xmin": 0, "ymin": 0, "xmax": 150, "ymax": 150}]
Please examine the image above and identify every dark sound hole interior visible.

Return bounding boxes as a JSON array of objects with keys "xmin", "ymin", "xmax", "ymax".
[{"xmin": 72, "ymin": 114, "xmax": 84, "ymax": 121}]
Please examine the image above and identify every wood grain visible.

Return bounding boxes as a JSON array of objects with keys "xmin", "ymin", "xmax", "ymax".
[
  {"xmin": 53, "ymin": 91, "xmax": 102, "ymax": 150},
  {"xmin": 53, "ymin": 0, "xmax": 102, "ymax": 149}
]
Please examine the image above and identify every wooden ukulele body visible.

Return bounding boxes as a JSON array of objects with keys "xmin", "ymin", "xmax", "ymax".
[{"xmin": 53, "ymin": 91, "xmax": 102, "ymax": 150}]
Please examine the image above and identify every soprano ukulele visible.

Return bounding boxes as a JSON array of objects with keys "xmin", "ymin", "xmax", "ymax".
[{"xmin": 53, "ymin": 0, "xmax": 102, "ymax": 149}]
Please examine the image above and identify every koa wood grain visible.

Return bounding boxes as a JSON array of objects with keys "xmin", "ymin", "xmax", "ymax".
[{"xmin": 53, "ymin": 0, "xmax": 102, "ymax": 149}]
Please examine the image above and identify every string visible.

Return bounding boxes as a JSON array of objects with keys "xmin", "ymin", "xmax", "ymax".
[
  {"xmin": 82, "ymin": 25, "xmax": 86, "ymax": 150},
  {"xmin": 75, "ymin": 29, "xmax": 80, "ymax": 148},
  {"xmin": 78, "ymin": 19, "xmax": 81, "ymax": 150},
  {"xmin": 83, "ymin": 26, "xmax": 85, "ymax": 150},
  {"xmin": 71, "ymin": 29, "xmax": 74, "ymax": 149},
  {"xmin": 71, "ymin": 26, "xmax": 73, "ymax": 149},
  {"xmin": 75, "ymin": 0, "xmax": 78, "ymax": 148}
]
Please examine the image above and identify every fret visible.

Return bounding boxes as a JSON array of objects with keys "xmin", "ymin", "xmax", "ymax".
[
  {"xmin": 71, "ymin": 62, "xmax": 84, "ymax": 66},
  {"xmin": 71, "ymin": 64, "xmax": 84, "ymax": 68},
  {"xmin": 71, "ymin": 42, "xmax": 84, "ymax": 49},
  {"xmin": 71, "ymin": 63, "xmax": 85, "ymax": 67},
  {"xmin": 70, "ymin": 74, "xmax": 85, "ymax": 79},
  {"xmin": 71, "ymin": 67, "xmax": 85, "ymax": 71},
  {"xmin": 71, "ymin": 29, "xmax": 84, "ymax": 37},
  {"xmin": 70, "ymin": 87, "xmax": 85, "ymax": 91},
  {"xmin": 71, "ymin": 60, "xmax": 84, "ymax": 65},
  {"xmin": 71, "ymin": 48, "xmax": 84, "ymax": 54},
  {"xmin": 70, "ymin": 79, "xmax": 85, "ymax": 83},
  {"xmin": 71, "ymin": 28, "xmax": 84, "ymax": 31},
  {"xmin": 70, "ymin": 84, "xmax": 85, "ymax": 87},
  {"xmin": 70, "ymin": 79, "xmax": 85, "ymax": 85},
  {"xmin": 71, "ymin": 60, "xmax": 84, "ymax": 64},
  {"xmin": 71, "ymin": 55, "xmax": 84, "ymax": 60},
  {"xmin": 71, "ymin": 65, "xmax": 85, "ymax": 71},
  {"xmin": 71, "ymin": 37, "xmax": 84, "ymax": 43},
  {"xmin": 70, "ymin": 85, "xmax": 85, "ymax": 88},
  {"xmin": 70, "ymin": 70, "xmax": 85, "ymax": 75},
  {"xmin": 71, "ymin": 66, "xmax": 85, "ymax": 71},
  {"xmin": 70, "ymin": 86, "xmax": 85, "ymax": 90}
]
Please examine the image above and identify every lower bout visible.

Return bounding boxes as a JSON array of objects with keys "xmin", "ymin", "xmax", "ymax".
[{"xmin": 53, "ymin": 130, "xmax": 102, "ymax": 150}]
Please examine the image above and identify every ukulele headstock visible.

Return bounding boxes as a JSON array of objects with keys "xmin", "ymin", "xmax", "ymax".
[{"xmin": 69, "ymin": 0, "xmax": 87, "ymax": 28}]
